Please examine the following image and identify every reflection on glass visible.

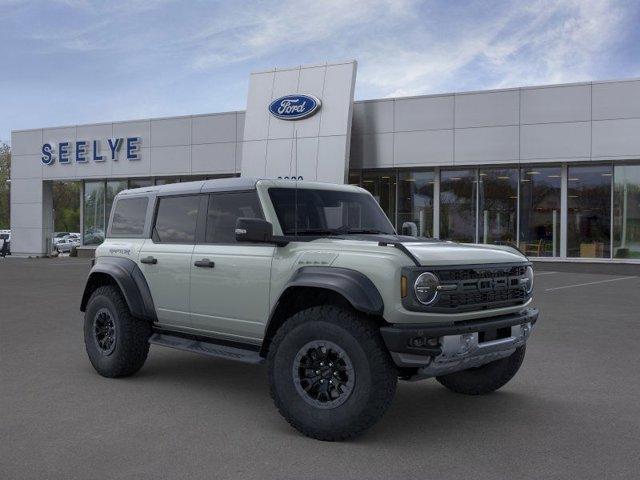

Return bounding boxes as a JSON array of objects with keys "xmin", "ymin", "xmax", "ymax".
[
  {"xmin": 106, "ymin": 180, "xmax": 128, "ymax": 228},
  {"xmin": 479, "ymin": 168, "xmax": 518, "ymax": 246},
  {"xmin": 613, "ymin": 164, "xmax": 640, "ymax": 259},
  {"xmin": 398, "ymin": 170, "xmax": 434, "ymax": 237},
  {"xmin": 128, "ymin": 178, "xmax": 153, "ymax": 189},
  {"xmin": 83, "ymin": 181, "xmax": 106, "ymax": 245},
  {"xmin": 440, "ymin": 169, "xmax": 477, "ymax": 242},
  {"xmin": 519, "ymin": 167, "xmax": 561, "ymax": 256},
  {"xmin": 567, "ymin": 165, "xmax": 612, "ymax": 258},
  {"xmin": 360, "ymin": 170, "xmax": 396, "ymax": 227},
  {"xmin": 348, "ymin": 170, "xmax": 361, "ymax": 186},
  {"xmin": 154, "ymin": 177, "xmax": 181, "ymax": 185}
]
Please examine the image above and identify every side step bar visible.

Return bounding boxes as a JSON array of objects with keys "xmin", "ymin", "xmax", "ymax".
[{"xmin": 149, "ymin": 332, "xmax": 265, "ymax": 364}]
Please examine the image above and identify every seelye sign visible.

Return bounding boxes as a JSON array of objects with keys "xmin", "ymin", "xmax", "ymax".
[
  {"xmin": 268, "ymin": 94, "xmax": 321, "ymax": 120},
  {"xmin": 41, "ymin": 137, "xmax": 141, "ymax": 165}
]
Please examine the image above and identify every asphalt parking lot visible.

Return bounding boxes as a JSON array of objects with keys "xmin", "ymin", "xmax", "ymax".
[{"xmin": 2, "ymin": 258, "xmax": 640, "ymax": 480}]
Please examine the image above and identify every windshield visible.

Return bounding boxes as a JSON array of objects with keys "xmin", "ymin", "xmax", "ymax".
[{"xmin": 268, "ymin": 188, "xmax": 396, "ymax": 236}]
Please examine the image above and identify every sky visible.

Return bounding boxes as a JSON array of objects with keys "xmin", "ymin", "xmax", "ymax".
[{"xmin": 1, "ymin": 0, "xmax": 639, "ymax": 144}]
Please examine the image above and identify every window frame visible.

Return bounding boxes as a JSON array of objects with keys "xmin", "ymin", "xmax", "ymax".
[
  {"xmin": 198, "ymin": 189, "xmax": 266, "ymax": 246},
  {"xmin": 151, "ymin": 193, "xmax": 203, "ymax": 245}
]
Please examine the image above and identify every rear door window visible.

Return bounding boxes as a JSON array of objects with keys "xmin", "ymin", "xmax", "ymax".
[
  {"xmin": 153, "ymin": 195, "xmax": 200, "ymax": 244},
  {"xmin": 110, "ymin": 197, "xmax": 149, "ymax": 236}
]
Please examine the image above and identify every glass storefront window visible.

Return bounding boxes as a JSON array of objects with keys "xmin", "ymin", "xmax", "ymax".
[
  {"xmin": 567, "ymin": 165, "xmax": 612, "ymax": 258},
  {"xmin": 440, "ymin": 169, "xmax": 477, "ymax": 242},
  {"xmin": 479, "ymin": 168, "xmax": 518, "ymax": 246},
  {"xmin": 397, "ymin": 170, "xmax": 434, "ymax": 237},
  {"xmin": 360, "ymin": 170, "xmax": 397, "ymax": 227},
  {"xmin": 519, "ymin": 167, "xmax": 561, "ymax": 256},
  {"xmin": 128, "ymin": 178, "xmax": 153, "ymax": 189},
  {"xmin": 154, "ymin": 177, "xmax": 181, "ymax": 185},
  {"xmin": 83, "ymin": 181, "xmax": 106, "ymax": 245},
  {"xmin": 348, "ymin": 170, "xmax": 361, "ymax": 186},
  {"xmin": 613, "ymin": 164, "xmax": 640, "ymax": 259}
]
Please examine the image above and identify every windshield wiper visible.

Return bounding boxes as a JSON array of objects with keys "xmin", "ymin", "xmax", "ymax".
[
  {"xmin": 284, "ymin": 228, "xmax": 393, "ymax": 236},
  {"xmin": 339, "ymin": 229, "xmax": 391, "ymax": 235},
  {"xmin": 285, "ymin": 229, "xmax": 341, "ymax": 236}
]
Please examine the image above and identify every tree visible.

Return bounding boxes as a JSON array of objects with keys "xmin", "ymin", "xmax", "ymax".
[
  {"xmin": 53, "ymin": 181, "xmax": 80, "ymax": 232},
  {"xmin": 0, "ymin": 142, "xmax": 10, "ymax": 229}
]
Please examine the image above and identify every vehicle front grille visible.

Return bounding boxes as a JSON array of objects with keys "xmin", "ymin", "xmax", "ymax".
[
  {"xmin": 437, "ymin": 265, "xmax": 527, "ymax": 282},
  {"xmin": 431, "ymin": 264, "xmax": 529, "ymax": 312}
]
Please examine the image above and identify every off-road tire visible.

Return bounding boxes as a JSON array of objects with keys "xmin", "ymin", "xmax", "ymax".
[
  {"xmin": 436, "ymin": 345, "xmax": 526, "ymax": 395},
  {"xmin": 267, "ymin": 305, "xmax": 397, "ymax": 441},
  {"xmin": 84, "ymin": 285, "xmax": 151, "ymax": 378}
]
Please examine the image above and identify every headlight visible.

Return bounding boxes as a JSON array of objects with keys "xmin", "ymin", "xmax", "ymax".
[
  {"xmin": 414, "ymin": 272, "xmax": 440, "ymax": 305},
  {"xmin": 524, "ymin": 266, "xmax": 534, "ymax": 294}
]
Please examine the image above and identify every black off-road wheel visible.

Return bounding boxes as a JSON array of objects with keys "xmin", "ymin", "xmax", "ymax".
[
  {"xmin": 436, "ymin": 345, "xmax": 526, "ymax": 395},
  {"xmin": 267, "ymin": 305, "xmax": 397, "ymax": 441},
  {"xmin": 84, "ymin": 285, "xmax": 151, "ymax": 378}
]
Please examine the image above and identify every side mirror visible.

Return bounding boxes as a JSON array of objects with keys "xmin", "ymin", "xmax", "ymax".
[
  {"xmin": 235, "ymin": 218, "xmax": 274, "ymax": 243},
  {"xmin": 401, "ymin": 221, "xmax": 418, "ymax": 237}
]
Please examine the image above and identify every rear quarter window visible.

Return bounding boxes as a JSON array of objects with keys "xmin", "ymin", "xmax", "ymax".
[
  {"xmin": 153, "ymin": 195, "xmax": 200, "ymax": 244},
  {"xmin": 110, "ymin": 197, "xmax": 149, "ymax": 236}
]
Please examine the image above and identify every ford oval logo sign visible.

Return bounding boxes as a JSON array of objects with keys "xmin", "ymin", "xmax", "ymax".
[{"xmin": 268, "ymin": 94, "xmax": 321, "ymax": 120}]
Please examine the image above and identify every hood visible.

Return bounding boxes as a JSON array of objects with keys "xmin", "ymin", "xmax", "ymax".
[
  {"xmin": 402, "ymin": 241, "xmax": 526, "ymax": 266},
  {"xmin": 329, "ymin": 234, "xmax": 526, "ymax": 266}
]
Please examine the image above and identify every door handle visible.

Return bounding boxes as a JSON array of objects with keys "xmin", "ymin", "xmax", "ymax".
[
  {"xmin": 194, "ymin": 258, "xmax": 215, "ymax": 268},
  {"xmin": 140, "ymin": 256, "xmax": 157, "ymax": 265}
]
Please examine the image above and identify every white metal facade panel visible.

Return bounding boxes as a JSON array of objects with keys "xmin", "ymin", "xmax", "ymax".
[
  {"xmin": 592, "ymin": 80, "xmax": 640, "ymax": 120},
  {"xmin": 455, "ymin": 125, "xmax": 519, "ymax": 164},
  {"xmin": 521, "ymin": 84, "xmax": 591, "ymax": 124},
  {"xmin": 455, "ymin": 90, "xmax": 519, "ymax": 128},
  {"xmin": 352, "ymin": 100, "xmax": 394, "ymax": 135},
  {"xmin": 520, "ymin": 122, "xmax": 591, "ymax": 161},
  {"xmin": 394, "ymin": 95, "xmax": 454, "ymax": 132}
]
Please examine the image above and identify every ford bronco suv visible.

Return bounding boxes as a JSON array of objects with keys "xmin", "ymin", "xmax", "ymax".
[{"xmin": 81, "ymin": 178, "xmax": 537, "ymax": 441}]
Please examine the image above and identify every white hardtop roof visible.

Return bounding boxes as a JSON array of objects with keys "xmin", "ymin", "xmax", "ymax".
[{"xmin": 117, "ymin": 177, "xmax": 366, "ymax": 197}]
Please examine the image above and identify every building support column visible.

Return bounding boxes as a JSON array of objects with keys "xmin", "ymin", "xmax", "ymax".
[
  {"xmin": 433, "ymin": 167, "xmax": 440, "ymax": 239},
  {"xmin": 560, "ymin": 164, "xmax": 568, "ymax": 258}
]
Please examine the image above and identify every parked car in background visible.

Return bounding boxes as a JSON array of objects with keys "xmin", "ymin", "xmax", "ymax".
[
  {"xmin": 52, "ymin": 232, "xmax": 71, "ymax": 247},
  {"xmin": 0, "ymin": 230, "xmax": 10, "ymax": 257},
  {"xmin": 55, "ymin": 237, "xmax": 80, "ymax": 253}
]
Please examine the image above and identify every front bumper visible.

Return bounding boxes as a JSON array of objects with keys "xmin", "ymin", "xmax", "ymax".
[{"xmin": 380, "ymin": 308, "xmax": 538, "ymax": 379}]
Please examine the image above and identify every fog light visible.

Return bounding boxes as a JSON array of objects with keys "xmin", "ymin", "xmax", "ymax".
[{"xmin": 409, "ymin": 336, "xmax": 439, "ymax": 348}]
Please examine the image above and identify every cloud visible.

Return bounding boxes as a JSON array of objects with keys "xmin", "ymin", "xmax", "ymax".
[
  {"xmin": 189, "ymin": 0, "xmax": 415, "ymax": 70},
  {"xmin": 355, "ymin": 0, "xmax": 630, "ymax": 98}
]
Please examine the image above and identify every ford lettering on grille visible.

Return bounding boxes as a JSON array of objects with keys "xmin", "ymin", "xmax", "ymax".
[{"xmin": 268, "ymin": 94, "xmax": 321, "ymax": 120}]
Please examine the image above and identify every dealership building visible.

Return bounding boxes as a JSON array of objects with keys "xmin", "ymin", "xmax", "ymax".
[{"xmin": 10, "ymin": 60, "xmax": 640, "ymax": 262}]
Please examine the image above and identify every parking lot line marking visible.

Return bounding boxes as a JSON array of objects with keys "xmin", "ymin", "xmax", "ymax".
[
  {"xmin": 544, "ymin": 276, "xmax": 638, "ymax": 292},
  {"xmin": 533, "ymin": 271, "xmax": 558, "ymax": 276}
]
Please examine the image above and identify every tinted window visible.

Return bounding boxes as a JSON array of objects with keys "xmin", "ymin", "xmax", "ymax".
[
  {"xmin": 205, "ymin": 192, "xmax": 263, "ymax": 243},
  {"xmin": 110, "ymin": 197, "xmax": 148, "ymax": 236},
  {"xmin": 268, "ymin": 188, "xmax": 395, "ymax": 235},
  {"xmin": 153, "ymin": 195, "xmax": 200, "ymax": 243}
]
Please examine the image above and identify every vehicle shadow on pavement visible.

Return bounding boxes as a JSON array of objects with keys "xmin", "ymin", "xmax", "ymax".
[{"xmin": 128, "ymin": 347, "xmax": 559, "ymax": 443}]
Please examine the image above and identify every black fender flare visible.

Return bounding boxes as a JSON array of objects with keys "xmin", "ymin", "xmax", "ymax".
[
  {"xmin": 277, "ymin": 266, "xmax": 384, "ymax": 316},
  {"xmin": 260, "ymin": 266, "xmax": 385, "ymax": 356},
  {"xmin": 80, "ymin": 257, "xmax": 156, "ymax": 322}
]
